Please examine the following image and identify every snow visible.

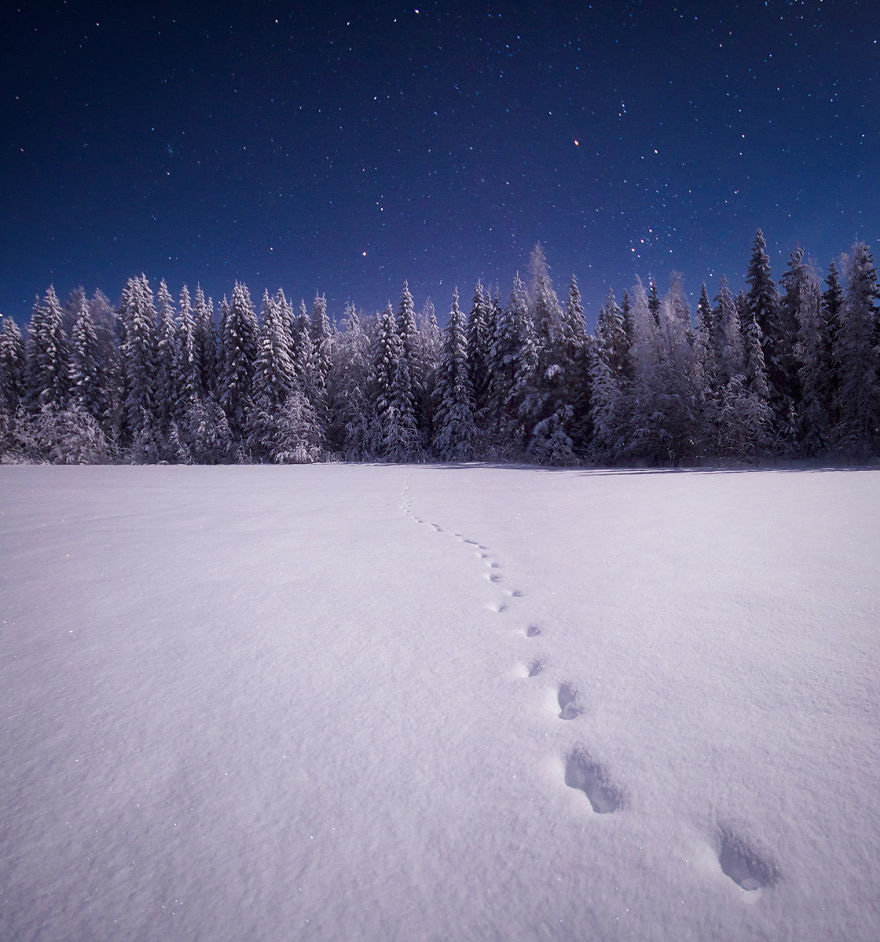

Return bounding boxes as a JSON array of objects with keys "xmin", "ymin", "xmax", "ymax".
[{"xmin": 1, "ymin": 464, "xmax": 879, "ymax": 941}]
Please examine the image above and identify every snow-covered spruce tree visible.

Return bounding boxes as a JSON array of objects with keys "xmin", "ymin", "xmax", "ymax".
[
  {"xmin": 721, "ymin": 312, "xmax": 774, "ymax": 458},
  {"xmin": 253, "ymin": 290, "xmax": 296, "ymax": 409},
  {"xmin": 715, "ymin": 275, "xmax": 744, "ymax": 386},
  {"xmin": 371, "ymin": 302, "xmax": 420, "ymax": 461},
  {"xmin": 0, "ymin": 314, "xmax": 27, "ymax": 459},
  {"xmin": 620, "ymin": 291, "xmax": 635, "ymax": 364},
  {"xmin": 155, "ymin": 279, "xmax": 177, "ymax": 433},
  {"xmin": 310, "ymin": 294, "xmax": 333, "ymax": 392},
  {"xmin": 177, "ymin": 396, "xmax": 232, "ymax": 464},
  {"xmin": 86, "ymin": 289, "xmax": 125, "ymax": 439},
  {"xmin": 394, "ymin": 281, "xmax": 426, "ymax": 447},
  {"xmin": 466, "ymin": 281, "xmax": 493, "ymax": 431},
  {"xmin": 172, "ymin": 285, "xmax": 201, "ymax": 418},
  {"xmin": 692, "ymin": 282, "xmax": 720, "ymax": 454},
  {"xmin": 524, "ymin": 249, "xmax": 583, "ymax": 464},
  {"xmin": 69, "ymin": 295, "xmax": 108, "ymax": 423},
  {"xmin": 119, "ymin": 275, "xmax": 161, "ymax": 460},
  {"xmin": 219, "ymin": 281, "xmax": 259, "ymax": 450},
  {"xmin": 249, "ymin": 290, "xmax": 299, "ymax": 461},
  {"xmin": 624, "ymin": 275, "xmax": 698, "ymax": 464},
  {"xmin": 26, "ymin": 286, "xmax": 70, "ymax": 410},
  {"xmin": 262, "ymin": 390, "xmax": 324, "ymax": 463},
  {"xmin": 590, "ymin": 289, "xmax": 631, "ymax": 462},
  {"xmin": 0, "ymin": 314, "xmax": 26, "ymax": 413},
  {"xmin": 647, "ymin": 279, "xmax": 661, "ymax": 326},
  {"xmin": 594, "ymin": 289, "xmax": 630, "ymax": 386},
  {"xmin": 432, "ymin": 290, "xmax": 477, "ymax": 461},
  {"xmin": 415, "ymin": 297, "xmax": 442, "ymax": 445},
  {"xmin": 560, "ymin": 275, "xmax": 592, "ymax": 454},
  {"xmin": 487, "ymin": 272, "xmax": 535, "ymax": 456},
  {"xmin": 193, "ymin": 285, "xmax": 218, "ymax": 397},
  {"xmin": 834, "ymin": 242, "xmax": 880, "ymax": 456},
  {"xmin": 625, "ymin": 273, "xmax": 698, "ymax": 465},
  {"xmin": 746, "ymin": 229, "xmax": 792, "ymax": 424},
  {"xmin": 818, "ymin": 261, "xmax": 844, "ymax": 432},
  {"xmin": 782, "ymin": 248, "xmax": 826, "ymax": 453},
  {"xmin": 623, "ymin": 278, "xmax": 664, "ymax": 461},
  {"xmin": 326, "ymin": 302, "xmax": 372, "ymax": 460},
  {"xmin": 292, "ymin": 299, "xmax": 318, "ymax": 399}
]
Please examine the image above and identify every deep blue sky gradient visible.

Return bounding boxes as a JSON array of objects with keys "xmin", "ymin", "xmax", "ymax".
[{"xmin": 2, "ymin": 0, "xmax": 879, "ymax": 325}]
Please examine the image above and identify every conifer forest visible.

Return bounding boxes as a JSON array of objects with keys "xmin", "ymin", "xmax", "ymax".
[{"xmin": 1, "ymin": 231, "xmax": 878, "ymax": 466}]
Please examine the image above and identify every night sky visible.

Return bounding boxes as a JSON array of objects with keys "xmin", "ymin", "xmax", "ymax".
[{"xmin": 2, "ymin": 0, "xmax": 879, "ymax": 325}]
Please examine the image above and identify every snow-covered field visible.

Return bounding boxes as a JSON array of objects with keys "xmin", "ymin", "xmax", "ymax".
[{"xmin": 2, "ymin": 464, "xmax": 878, "ymax": 941}]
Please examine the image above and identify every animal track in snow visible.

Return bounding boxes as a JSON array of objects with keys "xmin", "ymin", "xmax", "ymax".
[
  {"xmin": 486, "ymin": 572, "xmax": 502, "ymax": 583},
  {"xmin": 718, "ymin": 828, "xmax": 779, "ymax": 891},
  {"xmin": 557, "ymin": 683, "xmax": 584, "ymax": 720},
  {"xmin": 528, "ymin": 659, "xmax": 544, "ymax": 677},
  {"xmin": 564, "ymin": 748, "xmax": 625, "ymax": 814},
  {"xmin": 505, "ymin": 588, "xmax": 524, "ymax": 598},
  {"xmin": 487, "ymin": 601, "xmax": 508, "ymax": 614},
  {"xmin": 526, "ymin": 624, "xmax": 541, "ymax": 637}
]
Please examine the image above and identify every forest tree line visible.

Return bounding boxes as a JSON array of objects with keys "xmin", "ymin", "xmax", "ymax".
[{"xmin": 0, "ymin": 231, "xmax": 878, "ymax": 466}]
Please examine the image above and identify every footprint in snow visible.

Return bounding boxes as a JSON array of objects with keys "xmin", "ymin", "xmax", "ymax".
[
  {"xmin": 718, "ymin": 827, "xmax": 779, "ymax": 891},
  {"xmin": 487, "ymin": 572, "xmax": 503, "ymax": 583},
  {"xmin": 557, "ymin": 683, "xmax": 584, "ymax": 720},
  {"xmin": 505, "ymin": 588, "xmax": 524, "ymax": 598},
  {"xmin": 564, "ymin": 748, "xmax": 625, "ymax": 814},
  {"xmin": 528, "ymin": 659, "xmax": 544, "ymax": 677},
  {"xmin": 526, "ymin": 624, "xmax": 541, "ymax": 637},
  {"xmin": 487, "ymin": 601, "xmax": 508, "ymax": 614}
]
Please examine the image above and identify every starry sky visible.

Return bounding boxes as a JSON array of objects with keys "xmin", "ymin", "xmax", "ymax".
[{"xmin": 2, "ymin": 0, "xmax": 879, "ymax": 325}]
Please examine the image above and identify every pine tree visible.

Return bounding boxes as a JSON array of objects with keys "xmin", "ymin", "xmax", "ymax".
[
  {"xmin": 69, "ymin": 296, "xmax": 107, "ymax": 422},
  {"xmin": 588, "ymin": 335, "xmax": 624, "ymax": 462},
  {"xmin": 715, "ymin": 276, "xmax": 744, "ymax": 385},
  {"xmin": 834, "ymin": 242, "xmax": 880, "ymax": 455},
  {"xmin": 253, "ymin": 290, "xmax": 296, "ymax": 409},
  {"xmin": 693, "ymin": 282, "xmax": 719, "ymax": 455},
  {"xmin": 0, "ymin": 315, "xmax": 26, "ymax": 413},
  {"xmin": 595, "ymin": 290, "xmax": 630, "ymax": 381},
  {"xmin": 433, "ymin": 290, "xmax": 477, "ymax": 461},
  {"xmin": 415, "ymin": 298, "xmax": 442, "ymax": 446},
  {"xmin": 818, "ymin": 261, "xmax": 843, "ymax": 431},
  {"xmin": 26, "ymin": 286, "xmax": 70, "ymax": 410},
  {"xmin": 119, "ymin": 274, "xmax": 159, "ymax": 453},
  {"xmin": 654, "ymin": 273, "xmax": 697, "ymax": 463},
  {"xmin": 219, "ymin": 281, "xmax": 259, "ymax": 446},
  {"xmin": 560, "ymin": 275, "xmax": 591, "ymax": 454},
  {"xmin": 173, "ymin": 285, "xmax": 201, "ymax": 417},
  {"xmin": 371, "ymin": 303, "xmax": 420, "ymax": 461},
  {"xmin": 624, "ymin": 278, "xmax": 663, "ymax": 461},
  {"xmin": 488, "ymin": 272, "xmax": 535, "ymax": 455},
  {"xmin": 783, "ymin": 248, "xmax": 826, "ymax": 452},
  {"xmin": 327, "ymin": 302, "xmax": 372, "ymax": 459},
  {"xmin": 394, "ymin": 282, "xmax": 422, "ymax": 442},
  {"xmin": 466, "ymin": 281, "xmax": 493, "ymax": 429},
  {"xmin": 292, "ymin": 299, "xmax": 318, "ymax": 397},
  {"xmin": 311, "ymin": 294, "xmax": 333, "ymax": 392},
  {"xmin": 647, "ymin": 279, "xmax": 661, "ymax": 326},
  {"xmin": 746, "ymin": 229, "xmax": 791, "ymax": 419},
  {"xmin": 525, "ymin": 255, "xmax": 585, "ymax": 463},
  {"xmin": 155, "ymin": 279, "xmax": 177, "ymax": 431},
  {"xmin": 193, "ymin": 285, "xmax": 217, "ymax": 396}
]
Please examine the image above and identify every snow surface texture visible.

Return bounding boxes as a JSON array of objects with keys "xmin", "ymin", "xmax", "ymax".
[{"xmin": 1, "ymin": 465, "xmax": 879, "ymax": 942}]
